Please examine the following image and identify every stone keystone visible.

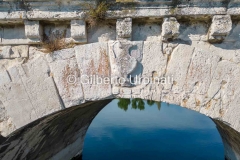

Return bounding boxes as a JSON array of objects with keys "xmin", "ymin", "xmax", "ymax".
[
  {"xmin": 208, "ymin": 15, "xmax": 232, "ymax": 43},
  {"xmin": 161, "ymin": 17, "xmax": 180, "ymax": 42}
]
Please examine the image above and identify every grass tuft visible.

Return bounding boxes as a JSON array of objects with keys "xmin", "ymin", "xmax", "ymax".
[
  {"xmin": 42, "ymin": 31, "xmax": 75, "ymax": 53},
  {"xmin": 85, "ymin": 1, "xmax": 109, "ymax": 28}
]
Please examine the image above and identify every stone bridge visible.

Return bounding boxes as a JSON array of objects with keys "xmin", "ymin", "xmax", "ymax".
[{"xmin": 1, "ymin": 0, "xmax": 240, "ymax": 159}]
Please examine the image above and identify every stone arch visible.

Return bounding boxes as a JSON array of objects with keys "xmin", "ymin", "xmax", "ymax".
[
  {"xmin": 1, "ymin": 40, "xmax": 240, "ymax": 142},
  {"xmin": 0, "ymin": 100, "xmax": 239, "ymax": 160}
]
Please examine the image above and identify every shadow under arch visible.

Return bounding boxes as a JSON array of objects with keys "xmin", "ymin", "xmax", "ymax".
[{"xmin": 0, "ymin": 99, "xmax": 239, "ymax": 160}]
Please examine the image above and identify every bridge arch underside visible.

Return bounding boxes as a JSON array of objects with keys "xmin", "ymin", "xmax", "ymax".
[{"xmin": 0, "ymin": 100, "xmax": 239, "ymax": 160}]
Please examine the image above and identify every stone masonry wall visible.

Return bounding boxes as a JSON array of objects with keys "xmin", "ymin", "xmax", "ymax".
[{"xmin": 0, "ymin": 0, "xmax": 240, "ymax": 146}]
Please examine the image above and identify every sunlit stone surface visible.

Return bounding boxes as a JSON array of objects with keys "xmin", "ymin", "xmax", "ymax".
[{"xmin": 0, "ymin": 0, "xmax": 240, "ymax": 159}]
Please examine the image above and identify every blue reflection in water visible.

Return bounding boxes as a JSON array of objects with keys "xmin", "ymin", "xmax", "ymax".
[{"xmin": 83, "ymin": 99, "xmax": 224, "ymax": 160}]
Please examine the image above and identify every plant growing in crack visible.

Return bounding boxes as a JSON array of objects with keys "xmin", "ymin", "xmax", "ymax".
[
  {"xmin": 85, "ymin": 1, "xmax": 109, "ymax": 28},
  {"xmin": 42, "ymin": 30, "xmax": 75, "ymax": 53}
]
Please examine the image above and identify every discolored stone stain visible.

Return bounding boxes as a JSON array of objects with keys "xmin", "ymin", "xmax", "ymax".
[
  {"xmin": 206, "ymin": 101, "xmax": 211, "ymax": 110},
  {"xmin": 219, "ymin": 109, "xmax": 224, "ymax": 117},
  {"xmin": 195, "ymin": 99, "xmax": 201, "ymax": 106},
  {"xmin": 98, "ymin": 48, "xmax": 110, "ymax": 77},
  {"xmin": 87, "ymin": 59, "xmax": 96, "ymax": 76},
  {"xmin": 62, "ymin": 62, "xmax": 80, "ymax": 96},
  {"xmin": 182, "ymin": 99, "xmax": 188, "ymax": 107}
]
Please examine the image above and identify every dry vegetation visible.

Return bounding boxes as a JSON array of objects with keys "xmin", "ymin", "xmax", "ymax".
[
  {"xmin": 42, "ymin": 31, "xmax": 75, "ymax": 53},
  {"xmin": 85, "ymin": 1, "xmax": 109, "ymax": 28}
]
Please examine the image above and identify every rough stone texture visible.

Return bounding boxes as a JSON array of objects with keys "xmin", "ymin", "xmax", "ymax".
[
  {"xmin": 47, "ymin": 48, "xmax": 84, "ymax": 108},
  {"xmin": 24, "ymin": 20, "xmax": 42, "ymax": 42},
  {"xmin": 0, "ymin": 45, "xmax": 29, "ymax": 59},
  {"xmin": 116, "ymin": 18, "xmax": 132, "ymax": 40},
  {"xmin": 161, "ymin": 17, "xmax": 180, "ymax": 41},
  {"xmin": 184, "ymin": 47, "xmax": 220, "ymax": 95},
  {"xmin": 88, "ymin": 24, "xmax": 116, "ymax": 43},
  {"xmin": 132, "ymin": 23, "xmax": 161, "ymax": 41},
  {"xmin": 164, "ymin": 44, "xmax": 195, "ymax": 93},
  {"xmin": 0, "ymin": 52, "xmax": 63, "ymax": 136},
  {"xmin": 108, "ymin": 40, "xmax": 143, "ymax": 87},
  {"xmin": 70, "ymin": 20, "xmax": 87, "ymax": 43},
  {"xmin": 208, "ymin": 15, "xmax": 232, "ymax": 43},
  {"xmin": 75, "ymin": 43, "xmax": 113, "ymax": 101},
  {"xmin": 142, "ymin": 41, "xmax": 167, "ymax": 77}
]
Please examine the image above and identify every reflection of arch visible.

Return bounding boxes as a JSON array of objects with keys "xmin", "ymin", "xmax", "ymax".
[{"xmin": 0, "ymin": 100, "xmax": 239, "ymax": 160}]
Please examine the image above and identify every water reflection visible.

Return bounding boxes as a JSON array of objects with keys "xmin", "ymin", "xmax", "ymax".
[
  {"xmin": 83, "ymin": 99, "xmax": 224, "ymax": 160},
  {"xmin": 117, "ymin": 99, "xmax": 161, "ymax": 111}
]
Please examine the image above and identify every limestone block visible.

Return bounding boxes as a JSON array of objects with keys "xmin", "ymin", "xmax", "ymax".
[
  {"xmin": 165, "ymin": 44, "xmax": 195, "ymax": 93},
  {"xmin": 0, "ymin": 67, "xmax": 39, "ymax": 131},
  {"xmin": 121, "ymin": 88, "xmax": 132, "ymax": 95},
  {"xmin": 112, "ymin": 87, "xmax": 120, "ymax": 95},
  {"xmin": 71, "ymin": 20, "xmax": 87, "ymax": 43},
  {"xmin": 47, "ymin": 48, "xmax": 84, "ymax": 108},
  {"xmin": 75, "ymin": 43, "xmax": 113, "ymax": 101},
  {"xmin": 132, "ymin": 88, "xmax": 141, "ymax": 95},
  {"xmin": 11, "ymin": 45, "xmax": 29, "ymax": 58},
  {"xmin": 208, "ymin": 15, "xmax": 232, "ymax": 43},
  {"xmin": 184, "ymin": 47, "xmax": 220, "ymax": 95},
  {"xmin": 0, "ymin": 45, "xmax": 29, "ymax": 59},
  {"xmin": 202, "ymin": 60, "xmax": 240, "ymax": 130},
  {"xmin": 0, "ymin": 101, "xmax": 16, "ymax": 137},
  {"xmin": 0, "ymin": 46, "xmax": 11, "ymax": 59},
  {"xmin": 116, "ymin": 18, "xmax": 132, "ymax": 40},
  {"xmin": 24, "ymin": 20, "xmax": 42, "ymax": 41},
  {"xmin": 0, "ymin": 55, "xmax": 63, "ymax": 133},
  {"xmin": 108, "ymin": 40, "xmax": 143, "ymax": 87},
  {"xmin": 17, "ymin": 56, "xmax": 63, "ymax": 115},
  {"xmin": 142, "ymin": 41, "xmax": 167, "ymax": 77},
  {"xmin": 0, "ymin": 70, "xmax": 11, "ymax": 86},
  {"xmin": 1, "ymin": 25, "xmax": 30, "ymax": 45},
  {"xmin": 161, "ymin": 17, "xmax": 180, "ymax": 41}
]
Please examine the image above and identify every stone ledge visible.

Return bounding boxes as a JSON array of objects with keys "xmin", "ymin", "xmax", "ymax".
[{"xmin": 0, "ymin": 0, "xmax": 240, "ymax": 21}]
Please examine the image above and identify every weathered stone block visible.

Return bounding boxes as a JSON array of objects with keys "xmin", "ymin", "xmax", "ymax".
[
  {"xmin": 24, "ymin": 20, "xmax": 42, "ymax": 41},
  {"xmin": 11, "ymin": 45, "xmax": 29, "ymax": 58},
  {"xmin": 121, "ymin": 88, "xmax": 132, "ymax": 95},
  {"xmin": 71, "ymin": 20, "xmax": 87, "ymax": 43},
  {"xmin": 0, "ymin": 46, "xmax": 11, "ymax": 59},
  {"xmin": 184, "ymin": 47, "xmax": 220, "ymax": 95},
  {"xmin": 208, "ymin": 15, "xmax": 232, "ymax": 43},
  {"xmin": 75, "ymin": 43, "xmax": 113, "ymax": 101},
  {"xmin": 116, "ymin": 18, "xmax": 132, "ymax": 40},
  {"xmin": 47, "ymin": 48, "xmax": 84, "ymax": 108},
  {"xmin": 112, "ymin": 87, "xmax": 120, "ymax": 95},
  {"xmin": 161, "ymin": 17, "xmax": 180, "ymax": 41},
  {"xmin": 0, "ymin": 45, "xmax": 29, "ymax": 59},
  {"xmin": 165, "ymin": 44, "xmax": 195, "ymax": 93},
  {"xmin": 142, "ymin": 41, "xmax": 167, "ymax": 77},
  {"xmin": 108, "ymin": 40, "xmax": 143, "ymax": 87},
  {"xmin": 0, "ymin": 70, "xmax": 11, "ymax": 86}
]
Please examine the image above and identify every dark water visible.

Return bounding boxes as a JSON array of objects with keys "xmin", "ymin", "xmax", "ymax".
[{"xmin": 83, "ymin": 99, "xmax": 224, "ymax": 160}]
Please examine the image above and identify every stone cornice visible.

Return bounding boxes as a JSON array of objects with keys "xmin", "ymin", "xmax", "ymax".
[{"xmin": 0, "ymin": 0, "xmax": 239, "ymax": 21}]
